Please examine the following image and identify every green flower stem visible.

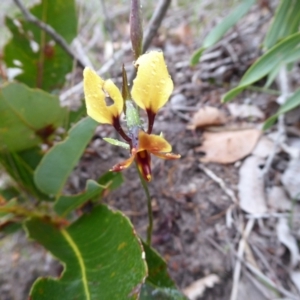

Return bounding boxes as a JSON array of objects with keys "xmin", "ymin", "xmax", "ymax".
[{"xmin": 135, "ymin": 162, "xmax": 153, "ymax": 245}]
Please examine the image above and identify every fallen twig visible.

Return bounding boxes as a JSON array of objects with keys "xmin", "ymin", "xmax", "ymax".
[
  {"xmin": 207, "ymin": 235, "xmax": 300, "ymax": 300},
  {"xmin": 142, "ymin": 0, "xmax": 171, "ymax": 52},
  {"xmin": 244, "ymin": 269, "xmax": 276, "ymax": 299},
  {"xmin": 13, "ymin": 0, "xmax": 86, "ymax": 69},
  {"xmin": 244, "ymin": 258, "xmax": 299, "ymax": 300},
  {"xmin": 198, "ymin": 164, "xmax": 238, "ymax": 204},
  {"xmin": 230, "ymin": 219, "xmax": 255, "ymax": 300}
]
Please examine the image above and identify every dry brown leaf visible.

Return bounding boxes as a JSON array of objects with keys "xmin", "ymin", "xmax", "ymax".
[
  {"xmin": 238, "ymin": 155, "xmax": 267, "ymax": 214},
  {"xmin": 188, "ymin": 106, "xmax": 227, "ymax": 130},
  {"xmin": 183, "ymin": 274, "xmax": 220, "ymax": 300},
  {"xmin": 197, "ymin": 129, "xmax": 261, "ymax": 164}
]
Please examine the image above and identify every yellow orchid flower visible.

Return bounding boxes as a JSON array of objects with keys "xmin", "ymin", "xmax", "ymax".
[{"xmin": 83, "ymin": 51, "xmax": 180, "ymax": 182}]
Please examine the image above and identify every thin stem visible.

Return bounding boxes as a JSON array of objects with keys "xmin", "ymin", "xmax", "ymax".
[{"xmin": 135, "ymin": 162, "xmax": 153, "ymax": 245}]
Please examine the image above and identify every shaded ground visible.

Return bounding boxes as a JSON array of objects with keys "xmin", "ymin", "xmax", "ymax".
[{"xmin": 1, "ymin": 1, "xmax": 300, "ymax": 299}]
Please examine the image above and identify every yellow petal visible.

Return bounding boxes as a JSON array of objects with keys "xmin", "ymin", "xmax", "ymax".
[
  {"xmin": 138, "ymin": 130, "xmax": 172, "ymax": 153},
  {"xmin": 83, "ymin": 67, "xmax": 123, "ymax": 124},
  {"xmin": 131, "ymin": 51, "xmax": 173, "ymax": 114}
]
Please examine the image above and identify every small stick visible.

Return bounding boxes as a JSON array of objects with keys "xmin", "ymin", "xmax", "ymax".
[
  {"xmin": 198, "ymin": 164, "xmax": 238, "ymax": 204},
  {"xmin": 244, "ymin": 269, "xmax": 275, "ymax": 299},
  {"xmin": 230, "ymin": 219, "xmax": 255, "ymax": 300},
  {"xmin": 13, "ymin": 0, "xmax": 86, "ymax": 69},
  {"xmin": 142, "ymin": 0, "xmax": 171, "ymax": 52},
  {"xmin": 207, "ymin": 235, "xmax": 299, "ymax": 300}
]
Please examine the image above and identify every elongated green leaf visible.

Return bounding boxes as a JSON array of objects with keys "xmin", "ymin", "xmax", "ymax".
[
  {"xmin": 54, "ymin": 180, "xmax": 104, "ymax": 216},
  {"xmin": 54, "ymin": 172, "xmax": 123, "ymax": 216},
  {"xmin": 265, "ymin": 63, "xmax": 282, "ymax": 88},
  {"xmin": 0, "ymin": 82, "xmax": 66, "ymax": 152},
  {"xmin": 265, "ymin": 46, "xmax": 300, "ymax": 87},
  {"xmin": 4, "ymin": 0, "xmax": 77, "ymax": 91},
  {"xmin": 264, "ymin": 88, "xmax": 300, "ymax": 130},
  {"xmin": 190, "ymin": 48, "xmax": 205, "ymax": 66},
  {"xmin": 34, "ymin": 117, "xmax": 97, "ymax": 197},
  {"xmin": 26, "ymin": 205, "xmax": 147, "ymax": 300},
  {"xmin": 0, "ymin": 147, "xmax": 49, "ymax": 200},
  {"xmin": 263, "ymin": 0, "xmax": 300, "ymax": 50},
  {"xmin": 222, "ymin": 32, "xmax": 300, "ymax": 102},
  {"xmin": 190, "ymin": 0, "xmax": 255, "ymax": 65}
]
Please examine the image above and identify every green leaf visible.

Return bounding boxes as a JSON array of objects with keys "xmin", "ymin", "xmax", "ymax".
[
  {"xmin": 190, "ymin": 48, "xmax": 205, "ymax": 66},
  {"xmin": 67, "ymin": 103, "xmax": 87, "ymax": 129},
  {"xmin": 26, "ymin": 205, "xmax": 147, "ymax": 300},
  {"xmin": 34, "ymin": 117, "xmax": 97, "ymax": 197},
  {"xmin": 263, "ymin": 88, "xmax": 300, "ymax": 130},
  {"xmin": 263, "ymin": 0, "xmax": 300, "ymax": 50},
  {"xmin": 0, "ymin": 186, "xmax": 20, "ymax": 202},
  {"xmin": 190, "ymin": 0, "xmax": 255, "ymax": 65},
  {"xmin": 264, "ymin": 45, "xmax": 300, "ymax": 88},
  {"xmin": 4, "ymin": 0, "xmax": 77, "ymax": 91},
  {"xmin": 140, "ymin": 242, "xmax": 188, "ymax": 300},
  {"xmin": 140, "ymin": 284, "xmax": 188, "ymax": 300},
  {"xmin": 222, "ymin": 32, "xmax": 300, "ymax": 102},
  {"xmin": 0, "ymin": 82, "xmax": 66, "ymax": 152},
  {"xmin": 54, "ymin": 180, "xmax": 104, "ymax": 216},
  {"xmin": 263, "ymin": 115, "xmax": 277, "ymax": 130},
  {"xmin": 142, "ymin": 242, "xmax": 175, "ymax": 288},
  {"xmin": 0, "ymin": 222, "xmax": 22, "ymax": 235},
  {"xmin": 55, "ymin": 171, "xmax": 124, "ymax": 216},
  {"xmin": 0, "ymin": 148, "xmax": 50, "ymax": 200},
  {"xmin": 97, "ymin": 171, "xmax": 123, "ymax": 192},
  {"xmin": 103, "ymin": 137, "xmax": 130, "ymax": 149},
  {"xmin": 264, "ymin": 63, "xmax": 282, "ymax": 88}
]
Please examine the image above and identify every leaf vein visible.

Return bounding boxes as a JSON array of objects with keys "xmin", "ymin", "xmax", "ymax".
[{"xmin": 61, "ymin": 229, "xmax": 90, "ymax": 300}]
